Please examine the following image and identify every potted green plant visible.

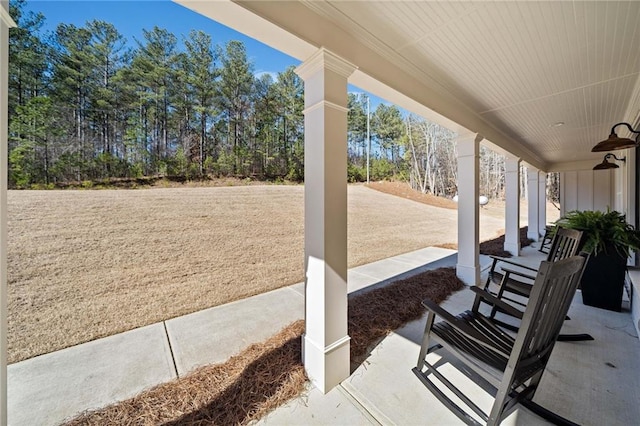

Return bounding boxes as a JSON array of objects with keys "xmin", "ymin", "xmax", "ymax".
[{"xmin": 556, "ymin": 209, "xmax": 640, "ymax": 311}]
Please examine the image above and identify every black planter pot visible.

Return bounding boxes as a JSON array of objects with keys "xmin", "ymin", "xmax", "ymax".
[{"xmin": 581, "ymin": 250, "xmax": 627, "ymax": 312}]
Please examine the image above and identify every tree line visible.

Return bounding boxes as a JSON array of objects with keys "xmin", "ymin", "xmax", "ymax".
[
  {"xmin": 9, "ymin": 0, "xmax": 308, "ymax": 187},
  {"xmin": 8, "ymin": 0, "xmax": 556, "ymax": 202}
]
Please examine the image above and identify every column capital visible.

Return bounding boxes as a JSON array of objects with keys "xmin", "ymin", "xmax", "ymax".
[
  {"xmin": 504, "ymin": 152, "xmax": 521, "ymax": 162},
  {"xmin": 456, "ymin": 132, "xmax": 483, "ymax": 144},
  {"xmin": 527, "ymin": 166, "xmax": 540, "ymax": 182},
  {"xmin": 303, "ymin": 100, "xmax": 349, "ymax": 116},
  {"xmin": 456, "ymin": 133, "xmax": 481, "ymax": 157},
  {"xmin": 505, "ymin": 156, "xmax": 521, "ymax": 173},
  {"xmin": 295, "ymin": 47, "xmax": 357, "ymax": 80}
]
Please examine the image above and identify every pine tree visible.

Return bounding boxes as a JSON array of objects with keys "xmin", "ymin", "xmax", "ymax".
[
  {"xmin": 218, "ymin": 40, "xmax": 254, "ymax": 175},
  {"xmin": 132, "ymin": 26, "xmax": 179, "ymax": 171},
  {"xmin": 274, "ymin": 66, "xmax": 304, "ymax": 180},
  {"xmin": 86, "ymin": 20, "xmax": 127, "ymax": 163},
  {"xmin": 8, "ymin": 0, "xmax": 49, "ymax": 115},
  {"xmin": 184, "ymin": 30, "xmax": 218, "ymax": 174},
  {"xmin": 50, "ymin": 23, "xmax": 94, "ymax": 179}
]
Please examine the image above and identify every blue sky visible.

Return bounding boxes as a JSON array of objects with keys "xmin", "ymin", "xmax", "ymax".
[
  {"xmin": 23, "ymin": 0, "xmax": 388, "ymax": 108},
  {"xmin": 24, "ymin": 0, "xmax": 299, "ymax": 78}
]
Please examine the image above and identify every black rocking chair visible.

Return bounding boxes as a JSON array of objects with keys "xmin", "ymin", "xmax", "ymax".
[
  {"xmin": 480, "ymin": 227, "xmax": 592, "ymax": 342},
  {"xmin": 413, "ymin": 256, "xmax": 585, "ymax": 426}
]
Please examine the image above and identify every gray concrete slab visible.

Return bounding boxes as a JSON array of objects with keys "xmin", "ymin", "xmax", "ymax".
[
  {"xmin": 165, "ymin": 286, "xmax": 304, "ymax": 376},
  {"xmin": 288, "ymin": 281, "xmax": 304, "ymax": 297},
  {"xmin": 8, "ymin": 323, "xmax": 175, "ymax": 426},
  {"xmin": 256, "ymin": 383, "xmax": 379, "ymax": 425},
  {"xmin": 347, "ymin": 269, "xmax": 382, "ymax": 294},
  {"xmin": 501, "ymin": 245, "xmax": 547, "ymax": 269},
  {"xmin": 413, "ymin": 252, "xmax": 458, "ymax": 271},
  {"xmin": 344, "ymin": 288, "xmax": 473, "ymax": 425},
  {"xmin": 343, "ymin": 322, "xmax": 478, "ymax": 425},
  {"xmin": 351, "ymin": 248, "xmax": 457, "ymax": 283},
  {"xmin": 391, "ymin": 247, "xmax": 457, "ymax": 267},
  {"xmin": 351, "ymin": 258, "xmax": 426, "ymax": 282},
  {"xmin": 342, "ymin": 289, "xmax": 549, "ymax": 426},
  {"xmin": 350, "ymin": 253, "xmax": 459, "ymax": 298},
  {"xmin": 340, "ymin": 285, "xmax": 640, "ymax": 426}
]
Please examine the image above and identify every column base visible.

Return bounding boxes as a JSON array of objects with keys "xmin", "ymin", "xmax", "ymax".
[
  {"xmin": 503, "ymin": 242, "xmax": 520, "ymax": 256},
  {"xmin": 527, "ymin": 230, "xmax": 540, "ymax": 241},
  {"xmin": 456, "ymin": 263, "xmax": 480, "ymax": 286},
  {"xmin": 302, "ymin": 333, "xmax": 350, "ymax": 394}
]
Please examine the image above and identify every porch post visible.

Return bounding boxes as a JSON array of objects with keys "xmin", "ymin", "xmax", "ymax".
[
  {"xmin": 504, "ymin": 156, "xmax": 521, "ymax": 255},
  {"xmin": 0, "ymin": 2, "xmax": 15, "ymax": 423},
  {"xmin": 295, "ymin": 48, "xmax": 355, "ymax": 393},
  {"xmin": 538, "ymin": 170, "xmax": 547, "ymax": 236},
  {"xmin": 456, "ymin": 133, "xmax": 483, "ymax": 285},
  {"xmin": 527, "ymin": 167, "xmax": 540, "ymax": 241}
]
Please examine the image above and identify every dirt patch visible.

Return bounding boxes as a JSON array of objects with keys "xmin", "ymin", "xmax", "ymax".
[
  {"xmin": 65, "ymin": 267, "xmax": 462, "ymax": 425},
  {"xmin": 366, "ymin": 181, "xmax": 458, "ymax": 209}
]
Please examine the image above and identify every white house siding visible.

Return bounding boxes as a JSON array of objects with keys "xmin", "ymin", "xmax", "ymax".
[{"xmin": 560, "ymin": 170, "xmax": 612, "ymax": 215}]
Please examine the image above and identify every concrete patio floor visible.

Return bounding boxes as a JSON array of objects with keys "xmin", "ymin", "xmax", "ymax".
[{"xmin": 8, "ymin": 245, "xmax": 640, "ymax": 425}]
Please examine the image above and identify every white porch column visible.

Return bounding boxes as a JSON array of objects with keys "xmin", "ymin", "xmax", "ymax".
[
  {"xmin": 295, "ymin": 48, "xmax": 355, "ymax": 394},
  {"xmin": 538, "ymin": 170, "xmax": 547, "ymax": 236},
  {"xmin": 504, "ymin": 156, "xmax": 521, "ymax": 255},
  {"xmin": 527, "ymin": 167, "xmax": 540, "ymax": 241},
  {"xmin": 456, "ymin": 134, "xmax": 483, "ymax": 285},
  {"xmin": 1, "ymin": 3, "xmax": 15, "ymax": 424}
]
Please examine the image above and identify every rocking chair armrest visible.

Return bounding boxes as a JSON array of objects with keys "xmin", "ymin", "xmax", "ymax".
[
  {"xmin": 489, "ymin": 255, "xmax": 538, "ymax": 272},
  {"xmin": 421, "ymin": 298, "xmax": 511, "ymax": 358},
  {"xmin": 501, "ymin": 266, "xmax": 536, "ymax": 281},
  {"xmin": 469, "ymin": 286, "xmax": 524, "ymax": 319},
  {"xmin": 422, "ymin": 298, "xmax": 465, "ymax": 325}
]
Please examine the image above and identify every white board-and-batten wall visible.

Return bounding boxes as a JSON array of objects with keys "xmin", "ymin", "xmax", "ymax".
[{"xmin": 560, "ymin": 169, "xmax": 623, "ymax": 215}]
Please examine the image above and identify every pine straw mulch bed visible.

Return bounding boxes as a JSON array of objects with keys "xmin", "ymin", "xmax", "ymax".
[
  {"xmin": 65, "ymin": 267, "xmax": 464, "ymax": 426},
  {"xmin": 479, "ymin": 226, "xmax": 534, "ymax": 258},
  {"xmin": 436, "ymin": 227, "xmax": 535, "ymax": 257}
]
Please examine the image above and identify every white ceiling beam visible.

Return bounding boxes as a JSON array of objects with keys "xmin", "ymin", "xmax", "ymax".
[
  {"xmin": 175, "ymin": 0, "xmax": 315, "ymax": 61},
  {"xmin": 0, "ymin": 2, "xmax": 16, "ymax": 28}
]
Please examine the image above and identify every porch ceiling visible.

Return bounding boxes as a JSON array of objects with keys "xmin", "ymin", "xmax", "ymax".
[{"xmin": 177, "ymin": 1, "xmax": 640, "ymax": 172}]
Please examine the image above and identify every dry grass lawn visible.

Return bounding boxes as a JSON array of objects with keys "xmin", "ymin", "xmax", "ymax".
[{"xmin": 8, "ymin": 183, "xmax": 541, "ymax": 363}]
